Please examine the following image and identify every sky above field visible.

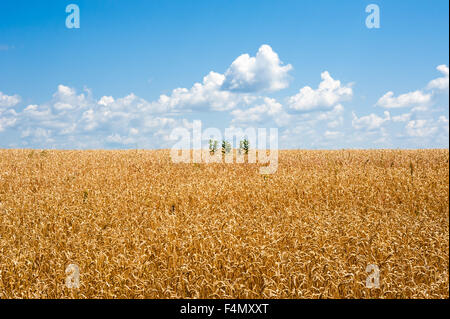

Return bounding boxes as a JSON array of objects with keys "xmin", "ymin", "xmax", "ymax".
[{"xmin": 0, "ymin": 0, "xmax": 449, "ymax": 149}]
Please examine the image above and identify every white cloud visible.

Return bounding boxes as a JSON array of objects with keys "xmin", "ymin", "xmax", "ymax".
[
  {"xmin": 106, "ymin": 133, "xmax": 137, "ymax": 145},
  {"xmin": 287, "ymin": 71, "xmax": 352, "ymax": 112},
  {"xmin": 427, "ymin": 64, "xmax": 449, "ymax": 90},
  {"xmin": 439, "ymin": 116, "xmax": 449, "ymax": 133},
  {"xmin": 317, "ymin": 104, "xmax": 344, "ymax": 128},
  {"xmin": 221, "ymin": 44, "xmax": 292, "ymax": 93},
  {"xmin": 354, "ymin": 64, "xmax": 449, "ymax": 145},
  {"xmin": 137, "ymin": 45, "xmax": 292, "ymax": 112},
  {"xmin": 51, "ymin": 84, "xmax": 91, "ymax": 112},
  {"xmin": 376, "ymin": 90, "xmax": 432, "ymax": 109},
  {"xmin": 352, "ymin": 111, "xmax": 390, "ymax": 131},
  {"xmin": 7, "ymin": 85, "xmax": 186, "ymax": 148},
  {"xmin": 0, "ymin": 91, "xmax": 21, "ymax": 108},
  {"xmin": 231, "ymin": 97, "xmax": 290, "ymax": 126},
  {"xmin": 392, "ymin": 113, "xmax": 411, "ymax": 122},
  {"xmin": 152, "ymin": 71, "xmax": 243, "ymax": 112},
  {"xmin": 405, "ymin": 119, "xmax": 439, "ymax": 137},
  {"xmin": 98, "ymin": 96, "xmax": 115, "ymax": 106},
  {"xmin": 324, "ymin": 130, "xmax": 343, "ymax": 139},
  {"xmin": 1, "ymin": 52, "xmax": 448, "ymax": 150},
  {"xmin": 0, "ymin": 113, "xmax": 17, "ymax": 132},
  {"xmin": 376, "ymin": 64, "xmax": 449, "ymax": 110}
]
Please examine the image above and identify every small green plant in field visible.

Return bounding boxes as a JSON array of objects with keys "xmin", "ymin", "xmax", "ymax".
[
  {"xmin": 239, "ymin": 138, "xmax": 249, "ymax": 154},
  {"xmin": 209, "ymin": 139, "xmax": 219, "ymax": 154},
  {"xmin": 222, "ymin": 140, "xmax": 231, "ymax": 154}
]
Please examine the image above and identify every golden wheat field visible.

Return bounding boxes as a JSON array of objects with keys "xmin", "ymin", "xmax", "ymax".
[{"xmin": 0, "ymin": 149, "xmax": 448, "ymax": 299}]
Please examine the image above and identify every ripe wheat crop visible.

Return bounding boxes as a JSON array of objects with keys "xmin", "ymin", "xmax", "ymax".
[{"xmin": 0, "ymin": 149, "xmax": 448, "ymax": 298}]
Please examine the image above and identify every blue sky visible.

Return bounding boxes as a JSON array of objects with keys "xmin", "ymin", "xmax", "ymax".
[{"xmin": 0, "ymin": 0, "xmax": 448, "ymax": 149}]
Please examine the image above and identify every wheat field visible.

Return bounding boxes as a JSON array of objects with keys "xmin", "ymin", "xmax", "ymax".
[{"xmin": 0, "ymin": 149, "xmax": 448, "ymax": 298}]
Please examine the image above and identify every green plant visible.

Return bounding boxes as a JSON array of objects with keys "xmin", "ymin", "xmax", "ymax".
[
  {"xmin": 221, "ymin": 140, "xmax": 231, "ymax": 154},
  {"xmin": 209, "ymin": 139, "xmax": 219, "ymax": 154},
  {"xmin": 239, "ymin": 138, "xmax": 249, "ymax": 154}
]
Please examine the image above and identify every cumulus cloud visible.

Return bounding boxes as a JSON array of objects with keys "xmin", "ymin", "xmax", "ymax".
[
  {"xmin": 376, "ymin": 64, "xmax": 448, "ymax": 110},
  {"xmin": 0, "ymin": 91, "xmax": 19, "ymax": 132},
  {"xmin": 0, "ymin": 111, "xmax": 17, "ymax": 132},
  {"xmin": 147, "ymin": 45, "xmax": 291, "ymax": 112},
  {"xmin": 401, "ymin": 115, "xmax": 449, "ymax": 139},
  {"xmin": 105, "ymin": 133, "xmax": 137, "ymax": 145},
  {"xmin": 98, "ymin": 96, "xmax": 114, "ymax": 106},
  {"xmin": 376, "ymin": 90, "xmax": 432, "ymax": 109},
  {"xmin": 231, "ymin": 97, "xmax": 290, "ymax": 126},
  {"xmin": 427, "ymin": 64, "xmax": 449, "ymax": 90},
  {"xmin": 317, "ymin": 104, "xmax": 345, "ymax": 128},
  {"xmin": 5, "ymin": 85, "xmax": 186, "ymax": 148},
  {"xmin": 81, "ymin": 45, "xmax": 290, "ymax": 116},
  {"xmin": 52, "ymin": 84, "xmax": 91, "ymax": 111},
  {"xmin": 284, "ymin": 104, "xmax": 345, "ymax": 138},
  {"xmin": 287, "ymin": 71, "xmax": 352, "ymax": 112},
  {"xmin": 324, "ymin": 130, "xmax": 343, "ymax": 139},
  {"xmin": 221, "ymin": 44, "xmax": 292, "ymax": 93},
  {"xmin": 0, "ymin": 91, "xmax": 21, "ymax": 108},
  {"xmin": 1, "ymin": 51, "xmax": 448, "ymax": 149},
  {"xmin": 405, "ymin": 119, "xmax": 439, "ymax": 137},
  {"xmin": 439, "ymin": 116, "xmax": 449, "ymax": 133},
  {"xmin": 151, "ymin": 71, "xmax": 243, "ymax": 112},
  {"xmin": 352, "ymin": 111, "xmax": 390, "ymax": 131},
  {"xmin": 392, "ymin": 113, "xmax": 411, "ymax": 122}
]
